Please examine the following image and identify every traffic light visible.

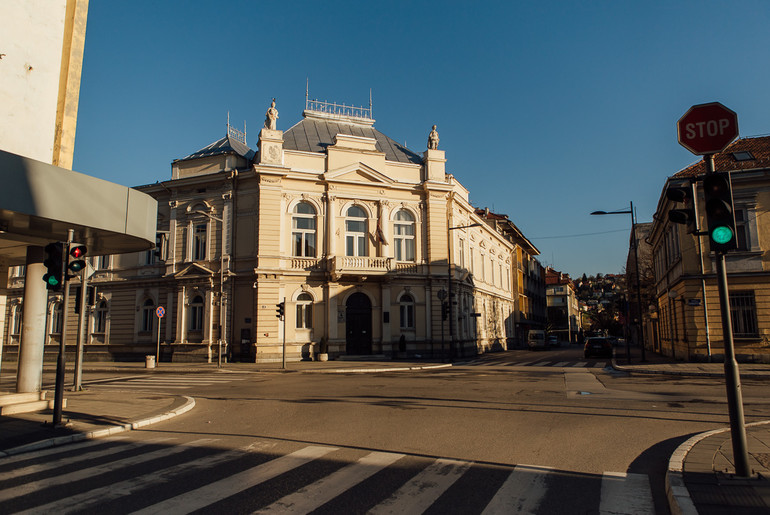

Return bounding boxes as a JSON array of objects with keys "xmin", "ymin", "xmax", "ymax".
[
  {"xmin": 68, "ymin": 244, "xmax": 87, "ymax": 278},
  {"xmin": 666, "ymin": 183, "xmax": 697, "ymax": 234},
  {"xmin": 43, "ymin": 242, "xmax": 64, "ymax": 291},
  {"xmin": 441, "ymin": 301, "xmax": 449, "ymax": 321},
  {"xmin": 703, "ymin": 172, "xmax": 737, "ymax": 253},
  {"xmin": 276, "ymin": 302, "xmax": 285, "ymax": 319}
]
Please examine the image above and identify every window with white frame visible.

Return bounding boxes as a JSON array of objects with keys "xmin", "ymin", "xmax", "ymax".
[
  {"xmin": 11, "ymin": 304, "xmax": 22, "ymax": 335},
  {"xmin": 458, "ymin": 239, "xmax": 465, "ymax": 268},
  {"xmin": 193, "ymin": 223, "xmax": 207, "ymax": 261},
  {"xmin": 735, "ymin": 208, "xmax": 750, "ymax": 251},
  {"xmin": 97, "ymin": 255, "xmax": 110, "ymax": 270},
  {"xmin": 292, "ymin": 202, "xmax": 317, "ymax": 257},
  {"xmin": 141, "ymin": 299, "xmax": 155, "ymax": 332},
  {"xmin": 394, "ymin": 210, "xmax": 415, "ymax": 261},
  {"xmin": 295, "ymin": 292, "xmax": 313, "ymax": 329},
  {"xmin": 51, "ymin": 302, "xmax": 63, "ymax": 334},
  {"xmin": 345, "ymin": 206, "xmax": 368, "ymax": 257},
  {"xmin": 189, "ymin": 295, "xmax": 204, "ymax": 331},
  {"xmin": 94, "ymin": 300, "xmax": 108, "ymax": 333},
  {"xmin": 399, "ymin": 293, "xmax": 415, "ymax": 329}
]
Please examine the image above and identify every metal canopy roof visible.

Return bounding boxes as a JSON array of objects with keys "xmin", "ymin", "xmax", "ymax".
[{"xmin": 0, "ymin": 150, "xmax": 157, "ymax": 265}]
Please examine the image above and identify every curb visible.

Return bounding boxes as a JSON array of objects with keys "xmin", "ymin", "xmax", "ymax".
[
  {"xmin": 0, "ymin": 396, "xmax": 196, "ymax": 458},
  {"xmin": 300, "ymin": 363, "xmax": 454, "ymax": 374},
  {"xmin": 665, "ymin": 419, "xmax": 770, "ymax": 515}
]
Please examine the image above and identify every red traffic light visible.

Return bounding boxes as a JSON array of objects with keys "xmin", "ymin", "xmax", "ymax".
[{"xmin": 70, "ymin": 245, "xmax": 87, "ymax": 258}]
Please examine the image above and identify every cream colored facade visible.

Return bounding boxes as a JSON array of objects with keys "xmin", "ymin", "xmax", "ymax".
[
  {"xmin": 3, "ymin": 103, "xmax": 543, "ymax": 363},
  {"xmin": 648, "ymin": 136, "xmax": 770, "ymax": 362}
]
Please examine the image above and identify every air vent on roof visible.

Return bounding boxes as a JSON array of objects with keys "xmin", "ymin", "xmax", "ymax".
[{"xmin": 732, "ymin": 151, "xmax": 755, "ymax": 161}]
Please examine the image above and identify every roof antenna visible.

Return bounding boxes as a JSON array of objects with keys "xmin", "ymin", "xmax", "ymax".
[
  {"xmin": 306, "ymin": 78, "xmax": 309, "ymax": 110},
  {"xmin": 369, "ymin": 88, "xmax": 373, "ymax": 119}
]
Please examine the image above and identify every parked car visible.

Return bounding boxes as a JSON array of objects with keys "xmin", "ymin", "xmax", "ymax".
[
  {"xmin": 584, "ymin": 337, "xmax": 613, "ymax": 359},
  {"xmin": 547, "ymin": 335, "xmax": 559, "ymax": 347},
  {"xmin": 527, "ymin": 330, "xmax": 547, "ymax": 350}
]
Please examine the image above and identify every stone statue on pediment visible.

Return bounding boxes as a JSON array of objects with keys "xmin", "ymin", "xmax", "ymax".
[
  {"xmin": 428, "ymin": 124, "xmax": 439, "ymax": 150},
  {"xmin": 265, "ymin": 98, "xmax": 278, "ymax": 130}
]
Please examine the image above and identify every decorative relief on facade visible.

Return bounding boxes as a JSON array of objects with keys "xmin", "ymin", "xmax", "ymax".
[
  {"xmin": 169, "ymin": 201, "xmax": 178, "ymax": 208},
  {"xmin": 222, "ymin": 192, "xmax": 232, "ymax": 200},
  {"xmin": 260, "ymin": 175, "xmax": 281, "ymax": 184},
  {"xmin": 479, "ymin": 241, "xmax": 487, "ymax": 248}
]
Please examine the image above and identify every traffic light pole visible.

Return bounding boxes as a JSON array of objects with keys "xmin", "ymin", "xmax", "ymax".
[
  {"xmin": 72, "ymin": 270, "xmax": 88, "ymax": 391},
  {"xmin": 52, "ymin": 230, "xmax": 74, "ymax": 426},
  {"xmin": 706, "ymin": 154, "xmax": 751, "ymax": 478}
]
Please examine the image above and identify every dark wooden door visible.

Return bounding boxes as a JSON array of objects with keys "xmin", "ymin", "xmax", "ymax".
[{"xmin": 346, "ymin": 292, "xmax": 372, "ymax": 355}]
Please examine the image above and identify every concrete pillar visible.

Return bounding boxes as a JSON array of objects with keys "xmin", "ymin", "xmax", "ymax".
[{"xmin": 17, "ymin": 246, "xmax": 47, "ymax": 393}]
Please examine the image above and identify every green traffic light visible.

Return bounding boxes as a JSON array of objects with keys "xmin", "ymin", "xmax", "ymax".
[
  {"xmin": 711, "ymin": 225, "xmax": 734, "ymax": 244},
  {"xmin": 46, "ymin": 275, "xmax": 60, "ymax": 287}
]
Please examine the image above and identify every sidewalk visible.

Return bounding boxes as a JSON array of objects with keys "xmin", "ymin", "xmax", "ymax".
[
  {"xmin": 611, "ymin": 347, "xmax": 770, "ymax": 514},
  {"xmin": 1, "ymin": 351, "xmax": 769, "ymax": 514}
]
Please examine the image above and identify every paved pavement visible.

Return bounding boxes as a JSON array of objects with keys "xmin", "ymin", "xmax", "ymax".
[{"xmin": 0, "ymin": 349, "xmax": 768, "ymax": 514}]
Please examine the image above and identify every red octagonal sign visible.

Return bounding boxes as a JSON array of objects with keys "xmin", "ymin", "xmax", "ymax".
[{"xmin": 677, "ymin": 102, "xmax": 739, "ymax": 155}]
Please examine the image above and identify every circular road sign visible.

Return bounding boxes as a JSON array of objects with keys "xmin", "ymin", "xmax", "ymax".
[
  {"xmin": 677, "ymin": 102, "xmax": 738, "ymax": 155},
  {"xmin": 156, "ymin": 306, "xmax": 165, "ymax": 318}
]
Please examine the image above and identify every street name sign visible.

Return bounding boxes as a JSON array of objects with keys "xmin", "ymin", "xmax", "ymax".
[{"xmin": 677, "ymin": 102, "xmax": 738, "ymax": 155}]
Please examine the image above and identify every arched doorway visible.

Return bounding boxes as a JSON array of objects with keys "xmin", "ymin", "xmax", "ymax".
[{"xmin": 346, "ymin": 292, "xmax": 372, "ymax": 355}]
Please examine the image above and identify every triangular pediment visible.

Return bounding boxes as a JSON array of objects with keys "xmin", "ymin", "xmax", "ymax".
[
  {"xmin": 174, "ymin": 262, "xmax": 215, "ymax": 278},
  {"xmin": 324, "ymin": 162, "xmax": 395, "ymax": 185}
]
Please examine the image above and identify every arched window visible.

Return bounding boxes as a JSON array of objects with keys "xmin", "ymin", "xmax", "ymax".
[
  {"xmin": 399, "ymin": 293, "xmax": 415, "ymax": 330},
  {"xmin": 346, "ymin": 206, "xmax": 368, "ymax": 257},
  {"xmin": 394, "ymin": 210, "xmax": 415, "ymax": 262},
  {"xmin": 94, "ymin": 301, "xmax": 108, "ymax": 333},
  {"xmin": 141, "ymin": 299, "xmax": 155, "ymax": 332},
  {"xmin": 189, "ymin": 295, "xmax": 204, "ymax": 331},
  {"xmin": 292, "ymin": 203, "xmax": 317, "ymax": 257},
  {"xmin": 296, "ymin": 292, "xmax": 313, "ymax": 329}
]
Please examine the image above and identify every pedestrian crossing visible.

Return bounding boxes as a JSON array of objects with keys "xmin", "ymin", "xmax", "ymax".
[
  {"xmin": 82, "ymin": 373, "xmax": 248, "ymax": 391},
  {"xmin": 0, "ymin": 436, "xmax": 654, "ymax": 514},
  {"xmin": 465, "ymin": 358, "xmax": 611, "ymax": 369}
]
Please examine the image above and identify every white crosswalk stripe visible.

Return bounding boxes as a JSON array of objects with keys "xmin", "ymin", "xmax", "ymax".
[
  {"xmin": 482, "ymin": 464, "xmax": 552, "ymax": 514},
  {"xmin": 599, "ymin": 472, "xmax": 654, "ymax": 515},
  {"xmin": 472, "ymin": 359, "xmax": 608, "ymax": 368},
  {"xmin": 0, "ymin": 438, "xmax": 655, "ymax": 514}
]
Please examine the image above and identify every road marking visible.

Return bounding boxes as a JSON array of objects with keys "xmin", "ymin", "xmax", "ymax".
[
  {"xmin": 126, "ymin": 445, "xmax": 338, "ymax": 515},
  {"xmin": 369, "ymin": 458, "xmax": 472, "ymax": 514},
  {"xmin": 482, "ymin": 464, "xmax": 552, "ymax": 514},
  {"xmin": 0, "ymin": 441, "xmax": 134, "ymax": 480},
  {"xmin": 554, "ymin": 362, "xmax": 570, "ymax": 367},
  {"xmin": 0, "ymin": 436, "xmax": 128, "ymax": 465},
  {"xmin": 18, "ymin": 443, "xmax": 272, "ymax": 515},
  {"xmin": 573, "ymin": 362, "xmax": 588, "ymax": 367},
  {"xmin": 254, "ymin": 450, "xmax": 405, "ymax": 514},
  {"xmin": 0, "ymin": 438, "xmax": 208, "ymax": 503},
  {"xmin": 599, "ymin": 471, "xmax": 654, "ymax": 515}
]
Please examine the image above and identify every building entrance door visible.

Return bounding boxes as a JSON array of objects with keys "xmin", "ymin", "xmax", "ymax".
[{"xmin": 346, "ymin": 292, "xmax": 372, "ymax": 355}]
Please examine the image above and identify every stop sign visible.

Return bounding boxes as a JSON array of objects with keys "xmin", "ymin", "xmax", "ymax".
[{"xmin": 677, "ymin": 102, "xmax": 739, "ymax": 155}]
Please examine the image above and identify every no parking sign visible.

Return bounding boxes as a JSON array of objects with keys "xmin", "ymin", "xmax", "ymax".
[{"xmin": 156, "ymin": 306, "xmax": 165, "ymax": 318}]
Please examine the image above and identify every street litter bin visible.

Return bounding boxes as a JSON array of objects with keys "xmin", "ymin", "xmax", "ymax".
[{"xmin": 145, "ymin": 355, "xmax": 156, "ymax": 368}]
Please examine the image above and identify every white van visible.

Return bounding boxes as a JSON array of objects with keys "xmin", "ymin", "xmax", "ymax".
[{"xmin": 527, "ymin": 330, "xmax": 546, "ymax": 350}]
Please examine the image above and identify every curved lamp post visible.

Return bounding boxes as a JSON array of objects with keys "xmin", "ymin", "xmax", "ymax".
[{"xmin": 590, "ymin": 201, "xmax": 646, "ymax": 363}]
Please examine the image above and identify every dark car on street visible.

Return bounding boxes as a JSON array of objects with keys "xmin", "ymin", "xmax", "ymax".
[{"xmin": 583, "ymin": 337, "xmax": 613, "ymax": 359}]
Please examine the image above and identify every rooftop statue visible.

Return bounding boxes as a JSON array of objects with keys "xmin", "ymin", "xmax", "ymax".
[
  {"xmin": 428, "ymin": 124, "xmax": 439, "ymax": 150},
  {"xmin": 265, "ymin": 98, "xmax": 279, "ymax": 130}
]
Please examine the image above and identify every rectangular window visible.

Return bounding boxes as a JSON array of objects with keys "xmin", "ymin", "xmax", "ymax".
[
  {"xmin": 193, "ymin": 224, "xmax": 207, "ymax": 260},
  {"xmin": 735, "ymin": 209, "xmax": 749, "ymax": 251},
  {"xmin": 400, "ymin": 304, "xmax": 415, "ymax": 329},
  {"xmin": 730, "ymin": 291, "xmax": 759, "ymax": 338}
]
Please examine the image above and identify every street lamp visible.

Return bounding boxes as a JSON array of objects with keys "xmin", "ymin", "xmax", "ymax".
[
  {"xmin": 590, "ymin": 201, "xmax": 646, "ymax": 362},
  {"xmin": 194, "ymin": 210, "xmax": 228, "ymax": 368},
  {"xmin": 447, "ymin": 223, "xmax": 481, "ymax": 361}
]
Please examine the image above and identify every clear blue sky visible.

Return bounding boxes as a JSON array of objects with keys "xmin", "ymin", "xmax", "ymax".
[{"xmin": 73, "ymin": 1, "xmax": 770, "ymax": 278}]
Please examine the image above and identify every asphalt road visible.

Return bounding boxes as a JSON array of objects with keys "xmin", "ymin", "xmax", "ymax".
[{"xmin": 3, "ymin": 347, "xmax": 769, "ymax": 514}]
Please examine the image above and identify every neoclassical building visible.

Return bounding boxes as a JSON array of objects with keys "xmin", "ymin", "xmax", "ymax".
[{"xmin": 3, "ymin": 98, "xmax": 545, "ymax": 363}]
